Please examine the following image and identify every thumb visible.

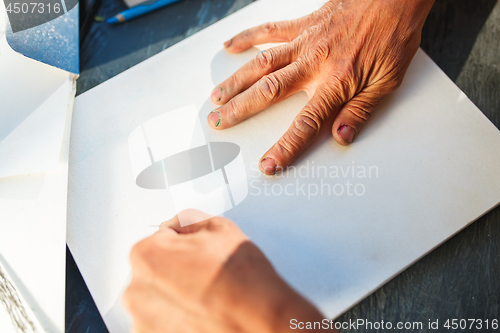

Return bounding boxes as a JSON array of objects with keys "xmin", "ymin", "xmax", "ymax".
[
  {"xmin": 161, "ymin": 210, "xmax": 233, "ymax": 234},
  {"xmin": 332, "ymin": 85, "xmax": 388, "ymax": 145}
]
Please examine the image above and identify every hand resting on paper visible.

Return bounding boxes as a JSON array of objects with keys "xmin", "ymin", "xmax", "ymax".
[
  {"xmin": 123, "ymin": 215, "xmax": 338, "ymax": 333},
  {"xmin": 208, "ymin": 0, "xmax": 435, "ymax": 175}
]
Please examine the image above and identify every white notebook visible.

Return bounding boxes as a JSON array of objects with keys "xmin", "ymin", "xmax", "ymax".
[{"xmin": 67, "ymin": 0, "xmax": 500, "ymax": 331}]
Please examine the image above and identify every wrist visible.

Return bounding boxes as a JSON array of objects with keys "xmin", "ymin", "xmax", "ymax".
[
  {"xmin": 209, "ymin": 242, "xmax": 335, "ymax": 333},
  {"xmin": 270, "ymin": 288, "xmax": 339, "ymax": 333}
]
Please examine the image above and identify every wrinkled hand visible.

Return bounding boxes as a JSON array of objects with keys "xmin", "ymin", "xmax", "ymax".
[
  {"xmin": 208, "ymin": 0, "xmax": 434, "ymax": 174},
  {"xmin": 123, "ymin": 214, "xmax": 334, "ymax": 333}
]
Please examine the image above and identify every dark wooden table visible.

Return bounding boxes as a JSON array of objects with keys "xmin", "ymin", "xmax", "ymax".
[{"xmin": 68, "ymin": 0, "xmax": 500, "ymax": 331}]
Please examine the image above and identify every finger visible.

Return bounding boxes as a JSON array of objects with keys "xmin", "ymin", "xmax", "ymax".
[
  {"xmin": 208, "ymin": 61, "xmax": 310, "ymax": 129},
  {"xmin": 331, "ymin": 84, "xmax": 389, "ymax": 145},
  {"xmin": 211, "ymin": 44, "xmax": 299, "ymax": 105},
  {"xmin": 259, "ymin": 93, "xmax": 339, "ymax": 175},
  {"xmin": 224, "ymin": 18, "xmax": 307, "ymax": 53},
  {"xmin": 161, "ymin": 212, "xmax": 232, "ymax": 234}
]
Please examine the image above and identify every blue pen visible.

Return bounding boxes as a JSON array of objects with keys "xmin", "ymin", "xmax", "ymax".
[{"xmin": 107, "ymin": 0, "xmax": 183, "ymax": 24}]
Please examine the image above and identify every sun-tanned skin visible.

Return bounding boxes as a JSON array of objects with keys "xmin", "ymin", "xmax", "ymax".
[{"xmin": 124, "ymin": 215, "xmax": 335, "ymax": 333}]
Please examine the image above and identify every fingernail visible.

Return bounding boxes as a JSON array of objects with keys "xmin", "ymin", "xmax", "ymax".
[
  {"xmin": 208, "ymin": 110, "xmax": 221, "ymax": 127},
  {"xmin": 212, "ymin": 86, "xmax": 223, "ymax": 103},
  {"xmin": 337, "ymin": 125, "xmax": 356, "ymax": 143},
  {"xmin": 224, "ymin": 38, "xmax": 233, "ymax": 48},
  {"xmin": 260, "ymin": 157, "xmax": 277, "ymax": 174}
]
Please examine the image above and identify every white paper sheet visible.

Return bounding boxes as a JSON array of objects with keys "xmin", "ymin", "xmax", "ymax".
[
  {"xmin": 67, "ymin": 0, "xmax": 500, "ymax": 331},
  {"xmin": 0, "ymin": 2, "xmax": 70, "ymax": 179},
  {"xmin": 0, "ymin": 76, "xmax": 75, "ymax": 333}
]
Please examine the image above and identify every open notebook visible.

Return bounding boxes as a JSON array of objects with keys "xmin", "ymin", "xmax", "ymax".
[{"xmin": 67, "ymin": 0, "xmax": 500, "ymax": 331}]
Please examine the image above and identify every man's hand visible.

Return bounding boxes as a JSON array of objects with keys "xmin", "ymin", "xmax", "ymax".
[
  {"xmin": 208, "ymin": 0, "xmax": 435, "ymax": 175},
  {"xmin": 123, "ymin": 214, "xmax": 336, "ymax": 333}
]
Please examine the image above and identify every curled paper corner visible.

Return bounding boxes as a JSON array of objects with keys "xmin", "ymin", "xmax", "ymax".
[{"xmin": 128, "ymin": 105, "xmax": 249, "ymax": 226}]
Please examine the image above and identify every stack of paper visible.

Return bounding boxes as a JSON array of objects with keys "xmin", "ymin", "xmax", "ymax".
[{"xmin": 0, "ymin": 2, "xmax": 77, "ymax": 332}]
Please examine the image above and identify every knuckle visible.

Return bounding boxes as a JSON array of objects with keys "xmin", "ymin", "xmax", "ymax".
[
  {"xmin": 312, "ymin": 40, "xmax": 332, "ymax": 63},
  {"xmin": 294, "ymin": 113, "xmax": 321, "ymax": 139},
  {"xmin": 241, "ymin": 29, "xmax": 251, "ymax": 38},
  {"xmin": 276, "ymin": 137, "xmax": 300, "ymax": 159},
  {"xmin": 227, "ymin": 74, "xmax": 240, "ymax": 90},
  {"xmin": 292, "ymin": 57, "xmax": 313, "ymax": 81},
  {"xmin": 277, "ymin": 113, "xmax": 323, "ymax": 158},
  {"xmin": 256, "ymin": 49, "xmax": 275, "ymax": 71},
  {"xmin": 257, "ymin": 74, "xmax": 281, "ymax": 102},
  {"xmin": 226, "ymin": 99, "xmax": 242, "ymax": 122},
  {"xmin": 207, "ymin": 216, "xmax": 233, "ymax": 232},
  {"xmin": 345, "ymin": 103, "xmax": 371, "ymax": 121},
  {"xmin": 303, "ymin": 25, "xmax": 322, "ymax": 39},
  {"xmin": 262, "ymin": 22, "xmax": 279, "ymax": 36}
]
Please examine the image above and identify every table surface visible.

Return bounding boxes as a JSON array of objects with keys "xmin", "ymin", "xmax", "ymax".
[{"xmin": 68, "ymin": 0, "xmax": 500, "ymax": 331}]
